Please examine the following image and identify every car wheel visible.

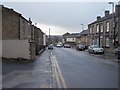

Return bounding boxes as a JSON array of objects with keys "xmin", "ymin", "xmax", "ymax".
[
  {"xmin": 102, "ymin": 51, "xmax": 104, "ymax": 54},
  {"xmin": 88, "ymin": 50, "xmax": 90, "ymax": 53}
]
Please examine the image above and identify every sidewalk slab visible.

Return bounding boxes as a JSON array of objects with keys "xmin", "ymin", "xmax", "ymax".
[{"xmin": 2, "ymin": 49, "xmax": 52, "ymax": 88}]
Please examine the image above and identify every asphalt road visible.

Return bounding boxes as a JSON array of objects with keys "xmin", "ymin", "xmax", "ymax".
[
  {"xmin": 52, "ymin": 47, "xmax": 119, "ymax": 88},
  {"xmin": 2, "ymin": 47, "xmax": 119, "ymax": 88}
]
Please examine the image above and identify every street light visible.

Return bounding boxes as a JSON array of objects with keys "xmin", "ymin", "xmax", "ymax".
[
  {"xmin": 49, "ymin": 28, "xmax": 50, "ymax": 45},
  {"xmin": 108, "ymin": 2, "xmax": 116, "ymax": 47},
  {"xmin": 81, "ymin": 24, "xmax": 84, "ymax": 31},
  {"xmin": 109, "ymin": 2, "xmax": 114, "ymax": 13}
]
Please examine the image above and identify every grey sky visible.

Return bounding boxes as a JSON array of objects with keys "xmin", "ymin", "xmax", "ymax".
[{"xmin": 1, "ymin": 2, "xmax": 119, "ymax": 35}]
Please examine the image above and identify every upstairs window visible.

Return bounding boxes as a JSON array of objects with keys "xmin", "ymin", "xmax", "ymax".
[
  {"xmin": 100, "ymin": 24, "xmax": 103, "ymax": 33},
  {"xmin": 90, "ymin": 27, "xmax": 92, "ymax": 34},
  {"xmin": 106, "ymin": 22, "xmax": 110, "ymax": 32},
  {"xmin": 96, "ymin": 24, "xmax": 99, "ymax": 33}
]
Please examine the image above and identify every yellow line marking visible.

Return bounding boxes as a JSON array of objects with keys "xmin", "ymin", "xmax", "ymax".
[{"xmin": 51, "ymin": 51, "xmax": 67, "ymax": 89}]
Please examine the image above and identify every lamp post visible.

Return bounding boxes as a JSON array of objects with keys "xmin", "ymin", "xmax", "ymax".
[
  {"xmin": 81, "ymin": 24, "xmax": 84, "ymax": 31},
  {"xmin": 108, "ymin": 2, "xmax": 116, "ymax": 47},
  {"xmin": 49, "ymin": 28, "xmax": 50, "ymax": 45}
]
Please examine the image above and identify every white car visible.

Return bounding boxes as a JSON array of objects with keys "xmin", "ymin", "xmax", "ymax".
[
  {"xmin": 88, "ymin": 45, "xmax": 104, "ymax": 54},
  {"xmin": 64, "ymin": 44, "xmax": 71, "ymax": 48},
  {"xmin": 48, "ymin": 44, "xmax": 53, "ymax": 49},
  {"xmin": 56, "ymin": 44, "xmax": 62, "ymax": 47}
]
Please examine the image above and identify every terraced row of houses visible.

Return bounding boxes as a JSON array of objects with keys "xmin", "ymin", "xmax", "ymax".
[
  {"xmin": 1, "ymin": 5, "xmax": 46, "ymax": 61},
  {"xmin": 62, "ymin": 4, "xmax": 120, "ymax": 52}
]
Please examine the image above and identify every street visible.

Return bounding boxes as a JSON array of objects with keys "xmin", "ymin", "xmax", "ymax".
[
  {"xmin": 2, "ymin": 47, "xmax": 119, "ymax": 88},
  {"xmin": 52, "ymin": 47, "xmax": 119, "ymax": 88}
]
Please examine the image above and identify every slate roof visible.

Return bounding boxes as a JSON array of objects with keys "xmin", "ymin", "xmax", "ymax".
[
  {"xmin": 66, "ymin": 33, "xmax": 81, "ymax": 38},
  {"xmin": 80, "ymin": 29, "xmax": 89, "ymax": 35},
  {"xmin": 88, "ymin": 13, "xmax": 118, "ymax": 26},
  {"xmin": 66, "ymin": 30, "xmax": 89, "ymax": 38}
]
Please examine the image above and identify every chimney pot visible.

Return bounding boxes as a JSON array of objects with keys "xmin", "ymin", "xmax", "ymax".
[
  {"xmin": 105, "ymin": 10, "xmax": 109, "ymax": 16},
  {"xmin": 97, "ymin": 16, "xmax": 101, "ymax": 20}
]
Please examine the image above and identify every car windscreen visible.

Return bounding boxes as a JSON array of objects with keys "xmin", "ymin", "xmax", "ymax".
[
  {"xmin": 93, "ymin": 45, "xmax": 99, "ymax": 48},
  {"xmin": 117, "ymin": 47, "xmax": 120, "ymax": 50}
]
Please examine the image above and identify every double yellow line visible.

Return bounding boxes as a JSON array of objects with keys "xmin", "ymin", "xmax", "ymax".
[{"xmin": 51, "ymin": 52, "xmax": 67, "ymax": 90}]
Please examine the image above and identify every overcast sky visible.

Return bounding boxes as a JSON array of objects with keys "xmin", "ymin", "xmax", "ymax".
[{"xmin": 1, "ymin": 1, "xmax": 119, "ymax": 35}]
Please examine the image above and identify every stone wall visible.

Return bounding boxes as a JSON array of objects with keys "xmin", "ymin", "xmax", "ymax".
[
  {"xmin": 116, "ymin": 5, "xmax": 120, "ymax": 45},
  {"xmin": 2, "ymin": 6, "xmax": 20, "ymax": 40},
  {"xmin": 0, "ymin": 5, "xmax": 2, "ymax": 58},
  {"xmin": 20, "ymin": 17, "xmax": 31, "ymax": 40}
]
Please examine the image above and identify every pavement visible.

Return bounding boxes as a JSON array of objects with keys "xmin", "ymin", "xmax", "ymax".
[
  {"xmin": 2, "ymin": 49, "xmax": 53, "ymax": 88},
  {"xmin": 0, "ymin": 58, "xmax": 2, "ymax": 90}
]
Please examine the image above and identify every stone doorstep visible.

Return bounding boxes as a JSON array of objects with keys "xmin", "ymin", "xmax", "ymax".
[{"xmin": 2, "ymin": 57, "xmax": 34, "ymax": 63}]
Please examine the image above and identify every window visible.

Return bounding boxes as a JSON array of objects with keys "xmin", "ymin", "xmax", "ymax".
[
  {"xmin": 105, "ymin": 37, "xmax": 110, "ymax": 47},
  {"xmin": 101, "ymin": 24, "xmax": 103, "ymax": 33},
  {"xmin": 106, "ymin": 22, "xmax": 109, "ymax": 32},
  {"xmin": 96, "ymin": 24, "xmax": 99, "ymax": 33},
  {"xmin": 90, "ymin": 27, "xmax": 92, "ymax": 34}
]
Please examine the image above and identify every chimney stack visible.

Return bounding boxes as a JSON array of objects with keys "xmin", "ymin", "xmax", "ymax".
[
  {"xmin": 29, "ymin": 18, "xmax": 32, "ymax": 24},
  {"xmin": 97, "ymin": 16, "xmax": 101, "ymax": 20},
  {"xmin": 105, "ymin": 10, "xmax": 109, "ymax": 16}
]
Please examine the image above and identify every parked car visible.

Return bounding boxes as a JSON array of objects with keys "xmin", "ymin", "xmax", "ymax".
[
  {"xmin": 64, "ymin": 44, "xmax": 71, "ymax": 48},
  {"xmin": 56, "ymin": 44, "xmax": 62, "ymax": 47},
  {"xmin": 115, "ymin": 47, "xmax": 120, "ymax": 59},
  {"xmin": 88, "ymin": 45, "xmax": 104, "ymax": 54},
  {"xmin": 48, "ymin": 44, "xmax": 53, "ymax": 49},
  {"xmin": 76, "ymin": 45, "xmax": 85, "ymax": 51}
]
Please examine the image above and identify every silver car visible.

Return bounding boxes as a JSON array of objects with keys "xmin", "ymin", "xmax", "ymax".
[
  {"xmin": 48, "ymin": 44, "xmax": 53, "ymax": 50},
  {"xmin": 88, "ymin": 45, "xmax": 104, "ymax": 54}
]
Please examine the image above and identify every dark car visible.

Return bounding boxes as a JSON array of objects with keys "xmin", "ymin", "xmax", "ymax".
[
  {"xmin": 115, "ymin": 47, "xmax": 120, "ymax": 59},
  {"xmin": 76, "ymin": 45, "xmax": 85, "ymax": 51}
]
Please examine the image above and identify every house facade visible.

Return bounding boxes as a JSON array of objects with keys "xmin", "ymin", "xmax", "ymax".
[
  {"xmin": 34, "ymin": 26, "xmax": 44, "ymax": 55},
  {"xmin": 76, "ymin": 30, "xmax": 89, "ymax": 46},
  {"xmin": 88, "ymin": 4, "xmax": 120, "ymax": 52},
  {"xmin": 62, "ymin": 32, "xmax": 70, "ymax": 44},
  {"xmin": 62, "ymin": 33, "xmax": 80, "ymax": 46},
  {"xmin": 0, "ymin": 5, "xmax": 2, "ymax": 58},
  {"xmin": 2, "ymin": 5, "xmax": 36, "ymax": 60}
]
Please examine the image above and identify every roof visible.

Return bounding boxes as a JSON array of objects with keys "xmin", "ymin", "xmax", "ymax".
[
  {"xmin": 88, "ymin": 13, "xmax": 118, "ymax": 26},
  {"xmin": 80, "ymin": 29, "xmax": 89, "ymax": 35},
  {"xmin": 66, "ymin": 33, "xmax": 80, "ymax": 38},
  {"xmin": 2, "ymin": 5, "xmax": 30, "ymax": 23}
]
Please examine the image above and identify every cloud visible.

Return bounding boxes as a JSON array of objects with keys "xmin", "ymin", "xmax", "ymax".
[
  {"xmin": 1, "ymin": 0, "xmax": 119, "ymax": 2},
  {"xmin": 36, "ymin": 23, "xmax": 69, "ymax": 35}
]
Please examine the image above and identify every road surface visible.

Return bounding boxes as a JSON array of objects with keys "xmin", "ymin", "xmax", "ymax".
[{"xmin": 51, "ymin": 47, "xmax": 119, "ymax": 88}]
